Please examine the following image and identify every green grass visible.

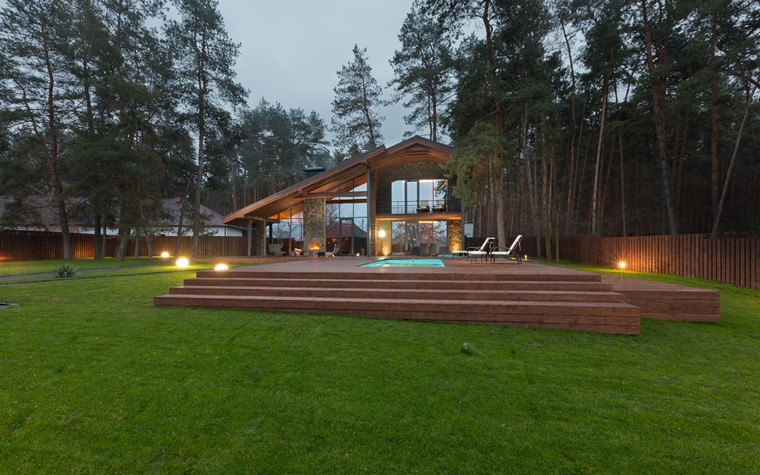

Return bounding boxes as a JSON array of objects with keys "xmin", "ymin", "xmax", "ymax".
[
  {"xmin": 0, "ymin": 258, "xmax": 245, "ymax": 284},
  {"xmin": 0, "ymin": 258, "xmax": 169, "ymax": 277},
  {"xmin": 0, "ymin": 265, "xmax": 759, "ymax": 473}
]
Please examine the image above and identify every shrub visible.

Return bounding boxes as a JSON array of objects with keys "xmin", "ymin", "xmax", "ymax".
[{"xmin": 53, "ymin": 264, "xmax": 77, "ymax": 278}]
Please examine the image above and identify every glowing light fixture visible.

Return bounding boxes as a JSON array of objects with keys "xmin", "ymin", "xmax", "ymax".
[
  {"xmin": 378, "ymin": 230, "xmax": 386, "ymax": 238},
  {"xmin": 161, "ymin": 251, "xmax": 169, "ymax": 259},
  {"xmin": 176, "ymin": 257, "xmax": 189, "ymax": 268},
  {"xmin": 214, "ymin": 263, "xmax": 229, "ymax": 271},
  {"xmin": 618, "ymin": 261, "xmax": 627, "ymax": 270}
]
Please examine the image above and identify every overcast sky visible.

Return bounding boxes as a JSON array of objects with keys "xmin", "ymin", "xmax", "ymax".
[{"xmin": 217, "ymin": 0, "xmax": 423, "ymax": 148}]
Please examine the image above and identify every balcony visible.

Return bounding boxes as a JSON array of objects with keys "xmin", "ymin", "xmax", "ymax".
[{"xmin": 376, "ymin": 199, "xmax": 462, "ymax": 215}]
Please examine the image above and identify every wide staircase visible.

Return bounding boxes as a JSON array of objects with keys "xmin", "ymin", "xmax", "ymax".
[{"xmin": 154, "ymin": 269, "xmax": 642, "ymax": 334}]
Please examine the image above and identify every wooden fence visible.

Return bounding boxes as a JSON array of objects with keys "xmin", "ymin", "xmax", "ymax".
[
  {"xmin": 519, "ymin": 233, "xmax": 759, "ymax": 290},
  {"xmin": 0, "ymin": 230, "xmax": 248, "ymax": 261}
]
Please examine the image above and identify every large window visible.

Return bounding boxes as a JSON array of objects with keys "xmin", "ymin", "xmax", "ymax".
[
  {"xmin": 267, "ymin": 209, "xmax": 304, "ymax": 254},
  {"xmin": 391, "ymin": 179, "xmax": 447, "ymax": 214},
  {"xmin": 326, "ymin": 179, "xmax": 368, "ymax": 255},
  {"xmin": 389, "ymin": 220, "xmax": 448, "ymax": 255}
]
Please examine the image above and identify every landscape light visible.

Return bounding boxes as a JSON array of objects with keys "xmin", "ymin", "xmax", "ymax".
[
  {"xmin": 618, "ymin": 261, "xmax": 626, "ymax": 270},
  {"xmin": 176, "ymin": 257, "xmax": 189, "ymax": 268},
  {"xmin": 378, "ymin": 229, "xmax": 386, "ymax": 238},
  {"xmin": 161, "ymin": 251, "xmax": 169, "ymax": 259},
  {"xmin": 214, "ymin": 263, "xmax": 229, "ymax": 271}
]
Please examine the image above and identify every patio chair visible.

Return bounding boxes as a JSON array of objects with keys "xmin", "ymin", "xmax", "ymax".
[
  {"xmin": 430, "ymin": 243, "xmax": 439, "ymax": 256},
  {"xmin": 467, "ymin": 237, "xmax": 496, "ymax": 263},
  {"xmin": 490, "ymin": 235, "xmax": 523, "ymax": 264},
  {"xmin": 420, "ymin": 243, "xmax": 430, "ymax": 256},
  {"xmin": 416, "ymin": 200, "xmax": 430, "ymax": 214},
  {"xmin": 268, "ymin": 243, "xmax": 285, "ymax": 257},
  {"xmin": 324, "ymin": 243, "xmax": 336, "ymax": 258}
]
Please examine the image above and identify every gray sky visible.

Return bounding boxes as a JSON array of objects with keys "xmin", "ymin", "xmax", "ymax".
[{"xmin": 217, "ymin": 0, "xmax": 420, "ymax": 148}]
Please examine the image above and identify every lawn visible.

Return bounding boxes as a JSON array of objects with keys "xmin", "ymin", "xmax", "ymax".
[
  {"xmin": 0, "ymin": 261, "xmax": 759, "ymax": 473},
  {"xmin": 0, "ymin": 258, "xmax": 238, "ymax": 283}
]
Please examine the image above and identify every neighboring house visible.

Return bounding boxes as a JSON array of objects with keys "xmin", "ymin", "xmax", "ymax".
[
  {"xmin": 0, "ymin": 195, "xmax": 90, "ymax": 233},
  {"xmin": 224, "ymin": 136, "xmax": 463, "ymax": 256},
  {"xmin": 156, "ymin": 198, "xmax": 244, "ymax": 237},
  {"xmin": 0, "ymin": 196, "xmax": 243, "ymax": 237}
]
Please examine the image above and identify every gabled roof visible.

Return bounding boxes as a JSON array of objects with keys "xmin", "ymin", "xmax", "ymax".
[{"xmin": 223, "ymin": 136, "xmax": 453, "ymax": 226}]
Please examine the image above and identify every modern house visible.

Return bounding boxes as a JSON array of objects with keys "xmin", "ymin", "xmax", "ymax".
[{"xmin": 223, "ymin": 136, "xmax": 464, "ymax": 256}]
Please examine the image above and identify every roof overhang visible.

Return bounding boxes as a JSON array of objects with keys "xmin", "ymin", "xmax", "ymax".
[{"xmin": 223, "ymin": 136, "xmax": 453, "ymax": 226}]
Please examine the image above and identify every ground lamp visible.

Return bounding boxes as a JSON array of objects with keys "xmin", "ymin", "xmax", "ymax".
[
  {"xmin": 161, "ymin": 251, "xmax": 169, "ymax": 259},
  {"xmin": 214, "ymin": 263, "xmax": 229, "ymax": 271},
  {"xmin": 176, "ymin": 257, "xmax": 189, "ymax": 268}
]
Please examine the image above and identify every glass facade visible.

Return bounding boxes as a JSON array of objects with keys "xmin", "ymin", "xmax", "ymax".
[
  {"xmin": 326, "ymin": 179, "xmax": 368, "ymax": 255},
  {"xmin": 390, "ymin": 179, "xmax": 447, "ymax": 214},
  {"xmin": 389, "ymin": 220, "xmax": 447, "ymax": 255},
  {"xmin": 266, "ymin": 209, "xmax": 304, "ymax": 254}
]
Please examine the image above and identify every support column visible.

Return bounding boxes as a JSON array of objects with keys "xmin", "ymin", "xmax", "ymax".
[
  {"xmin": 303, "ymin": 198, "xmax": 326, "ymax": 255},
  {"xmin": 366, "ymin": 166, "xmax": 372, "ymax": 256},
  {"xmin": 247, "ymin": 219, "xmax": 252, "ymax": 257},
  {"xmin": 255, "ymin": 220, "xmax": 266, "ymax": 257}
]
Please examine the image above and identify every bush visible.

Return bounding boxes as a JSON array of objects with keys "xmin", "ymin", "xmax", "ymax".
[{"xmin": 53, "ymin": 264, "xmax": 77, "ymax": 278}]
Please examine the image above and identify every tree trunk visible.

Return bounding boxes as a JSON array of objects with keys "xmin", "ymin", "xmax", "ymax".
[
  {"xmin": 590, "ymin": 87, "xmax": 607, "ymax": 235},
  {"xmin": 641, "ymin": 0, "xmax": 678, "ymax": 235},
  {"xmin": 618, "ymin": 135, "xmax": 627, "ymax": 237},
  {"xmin": 711, "ymin": 87, "xmax": 754, "ymax": 238},
  {"xmin": 134, "ymin": 234, "xmax": 140, "ymax": 259}
]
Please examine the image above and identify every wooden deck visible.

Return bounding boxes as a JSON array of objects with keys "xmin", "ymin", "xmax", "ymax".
[{"xmin": 154, "ymin": 257, "xmax": 720, "ymax": 335}]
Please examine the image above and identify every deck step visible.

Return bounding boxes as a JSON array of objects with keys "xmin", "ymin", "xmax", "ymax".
[
  {"xmin": 154, "ymin": 294, "xmax": 640, "ymax": 334},
  {"xmin": 182, "ymin": 277, "xmax": 615, "ymax": 292},
  {"xmin": 170, "ymin": 285, "xmax": 626, "ymax": 303},
  {"xmin": 195, "ymin": 270, "xmax": 603, "ymax": 283}
]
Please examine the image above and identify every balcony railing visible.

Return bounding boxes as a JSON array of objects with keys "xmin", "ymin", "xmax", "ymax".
[{"xmin": 376, "ymin": 199, "xmax": 462, "ymax": 215}]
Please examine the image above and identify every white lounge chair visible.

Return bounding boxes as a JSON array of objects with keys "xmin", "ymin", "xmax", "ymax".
[
  {"xmin": 467, "ymin": 237, "xmax": 496, "ymax": 263},
  {"xmin": 268, "ymin": 243, "xmax": 284, "ymax": 257},
  {"xmin": 490, "ymin": 235, "xmax": 523, "ymax": 264},
  {"xmin": 324, "ymin": 243, "xmax": 336, "ymax": 257}
]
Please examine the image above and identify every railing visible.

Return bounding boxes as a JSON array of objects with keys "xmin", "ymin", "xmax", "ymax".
[{"xmin": 376, "ymin": 199, "xmax": 462, "ymax": 215}]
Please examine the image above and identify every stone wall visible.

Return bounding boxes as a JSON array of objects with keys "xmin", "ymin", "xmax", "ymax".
[
  {"xmin": 303, "ymin": 198, "xmax": 326, "ymax": 255},
  {"xmin": 447, "ymin": 219, "xmax": 462, "ymax": 252}
]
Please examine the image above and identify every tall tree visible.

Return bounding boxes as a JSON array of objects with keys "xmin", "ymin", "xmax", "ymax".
[
  {"xmin": 0, "ymin": 0, "xmax": 77, "ymax": 258},
  {"xmin": 331, "ymin": 45, "xmax": 384, "ymax": 159},
  {"xmin": 389, "ymin": 0, "xmax": 455, "ymax": 141},
  {"xmin": 166, "ymin": 0, "xmax": 247, "ymax": 258}
]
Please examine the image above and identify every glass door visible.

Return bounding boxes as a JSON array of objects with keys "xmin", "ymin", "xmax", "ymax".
[{"xmin": 339, "ymin": 218, "xmax": 354, "ymax": 255}]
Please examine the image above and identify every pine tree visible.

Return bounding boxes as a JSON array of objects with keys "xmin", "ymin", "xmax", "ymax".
[
  {"xmin": 331, "ymin": 45, "xmax": 384, "ymax": 159},
  {"xmin": 389, "ymin": 0, "xmax": 454, "ymax": 141},
  {"xmin": 166, "ymin": 0, "xmax": 247, "ymax": 259}
]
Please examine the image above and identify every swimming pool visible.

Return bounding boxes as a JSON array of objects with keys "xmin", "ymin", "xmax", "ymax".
[{"xmin": 359, "ymin": 258, "xmax": 445, "ymax": 268}]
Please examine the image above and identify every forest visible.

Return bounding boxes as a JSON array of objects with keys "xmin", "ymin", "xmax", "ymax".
[{"xmin": 1, "ymin": 0, "xmax": 759, "ymax": 260}]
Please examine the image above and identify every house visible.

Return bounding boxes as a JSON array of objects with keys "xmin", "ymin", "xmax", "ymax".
[
  {"xmin": 156, "ymin": 198, "xmax": 244, "ymax": 237},
  {"xmin": 0, "ymin": 195, "xmax": 243, "ymax": 237},
  {"xmin": 223, "ymin": 136, "xmax": 464, "ymax": 256}
]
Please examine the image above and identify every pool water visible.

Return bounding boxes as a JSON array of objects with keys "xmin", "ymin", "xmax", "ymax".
[{"xmin": 359, "ymin": 259, "xmax": 445, "ymax": 268}]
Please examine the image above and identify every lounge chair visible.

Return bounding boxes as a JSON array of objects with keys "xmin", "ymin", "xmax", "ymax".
[
  {"xmin": 490, "ymin": 235, "xmax": 523, "ymax": 264},
  {"xmin": 467, "ymin": 237, "xmax": 496, "ymax": 263},
  {"xmin": 430, "ymin": 243, "xmax": 439, "ymax": 256},
  {"xmin": 420, "ymin": 243, "xmax": 430, "ymax": 256},
  {"xmin": 268, "ymin": 243, "xmax": 285, "ymax": 257},
  {"xmin": 324, "ymin": 243, "xmax": 336, "ymax": 257}
]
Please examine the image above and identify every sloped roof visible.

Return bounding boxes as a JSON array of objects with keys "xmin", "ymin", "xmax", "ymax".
[{"xmin": 223, "ymin": 136, "xmax": 453, "ymax": 226}]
